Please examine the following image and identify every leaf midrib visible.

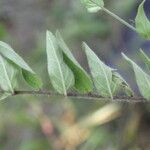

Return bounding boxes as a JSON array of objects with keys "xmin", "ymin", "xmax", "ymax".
[
  {"xmin": 99, "ymin": 62, "xmax": 113, "ymax": 100},
  {"xmin": 90, "ymin": 54, "xmax": 113, "ymax": 99},
  {"xmin": 0, "ymin": 56, "xmax": 13, "ymax": 93},
  {"xmin": 48, "ymin": 35, "xmax": 67, "ymax": 95}
]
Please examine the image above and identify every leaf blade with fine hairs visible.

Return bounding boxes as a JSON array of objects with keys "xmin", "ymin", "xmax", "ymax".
[
  {"xmin": 111, "ymin": 72, "xmax": 133, "ymax": 97},
  {"xmin": 0, "ymin": 55, "xmax": 19, "ymax": 100},
  {"xmin": 83, "ymin": 43, "xmax": 113, "ymax": 99},
  {"xmin": 56, "ymin": 31, "xmax": 93, "ymax": 93},
  {"xmin": 122, "ymin": 53, "xmax": 150, "ymax": 100},
  {"xmin": 0, "ymin": 41, "xmax": 34, "ymax": 73},
  {"xmin": 135, "ymin": 0, "xmax": 150, "ymax": 40},
  {"xmin": 139, "ymin": 49, "xmax": 150, "ymax": 71},
  {"xmin": 0, "ymin": 41, "xmax": 42, "ymax": 89},
  {"xmin": 46, "ymin": 31, "xmax": 75, "ymax": 95},
  {"xmin": 84, "ymin": 43, "xmax": 133, "ymax": 99},
  {"xmin": 81, "ymin": 0, "xmax": 104, "ymax": 13}
]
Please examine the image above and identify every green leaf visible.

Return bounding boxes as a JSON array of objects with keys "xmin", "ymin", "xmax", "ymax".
[
  {"xmin": 83, "ymin": 43, "xmax": 109, "ymax": 99},
  {"xmin": 0, "ymin": 41, "xmax": 42, "ymax": 89},
  {"xmin": 46, "ymin": 31, "xmax": 75, "ymax": 95},
  {"xmin": 84, "ymin": 42, "xmax": 113, "ymax": 99},
  {"xmin": 4, "ymin": 60, "xmax": 19, "ymax": 90},
  {"xmin": 56, "ymin": 31, "xmax": 92, "ymax": 93},
  {"xmin": 135, "ymin": 0, "xmax": 150, "ymax": 39},
  {"xmin": 81, "ymin": 0, "xmax": 104, "ymax": 13},
  {"xmin": 122, "ymin": 53, "xmax": 150, "ymax": 100},
  {"xmin": 83, "ymin": 43, "xmax": 132, "ymax": 99},
  {"xmin": 0, "ymin": 55, "xmax": 18, "ymax": 93},
  {"xmin": 139, "ymin": 49, "xmax": 150, "ymax": 71},
  {"xmin": 112, "ymin": 72, "xmax": 133, "ymax": 97},
  {"xmin": 0, "ymin": 55, "xmax": 19, "ymax": 100},
  {"xmin": 0, "ymin": 41, "xmax": 33, "ymax": 73},
  {"xmin": 22, "ymin": 70, "xmax": 43, "ymax": 89}
]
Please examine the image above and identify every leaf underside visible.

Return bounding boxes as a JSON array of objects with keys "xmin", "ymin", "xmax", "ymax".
[
  {"xmin": 122, "ymin": 53, "xmax": 150, "ymax": 100},
  {"xmin": 135, "ymin": 0, "xmax": 150, "ymax": 40},
  {"xmin": 0, "ymin": 55, "xmax": 18, "ymax": 100},
  {"xmin": 0, "ymin": 41, "xmax": 42, "ymax": 89},
  {"xmin": 46, "ymin": 31, "xmax": 75, "ymax": 95},
  {"xmin": 56, "ymin": 31, "xmax": 93, "ymax": 93},
  {"xmin": 84, "ymin": 43, "xmax": 133, "ymax": 100}
]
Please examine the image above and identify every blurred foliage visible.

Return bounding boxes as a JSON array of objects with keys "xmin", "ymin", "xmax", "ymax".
[{"xmin": 0, "ymin": 0, "xmax": 150, "ymax": 150}]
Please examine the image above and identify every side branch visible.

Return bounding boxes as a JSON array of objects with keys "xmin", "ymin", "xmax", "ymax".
[{"xmin": 13, "ymin": 90, "xmax": 148, "ymax": 103}]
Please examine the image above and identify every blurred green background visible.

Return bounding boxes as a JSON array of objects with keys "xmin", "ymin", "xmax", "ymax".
[{"xmin": 0, "ymin": 0, "xmax": 150, "ymax": 149}]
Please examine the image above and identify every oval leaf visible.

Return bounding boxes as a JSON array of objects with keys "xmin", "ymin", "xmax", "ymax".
[
  {"xmin": 135, "ymin": 0, "xmax": 150, "ymax": 39},
  {"xmin": 122, "ymin": 53, "xmax": 150, "ymax": 100},
  {"xmin": 84, "ymin": 43, "xmax": 133, "ymax": 99},
  {"xmin": 0, "ymin": 41, "xmax": 34, "ymax": 73},
  {"xmin": 81, "ymin": 0, "xmax": 104, "ymax": 13},
  {"xmin": 83, "ymin": 43, "xmax": 114, "ymax": 99},
  {"xmin": 46, "ymin": 31, "xmax": 75, "ymax": 95},
  {"xmin": 56, "ymin": 31, "xmax": 92, "ymax": 93},
  {"xmin": 0, "ymin": 41, "xmax": 42, "ymax": 89},
  {"xmin": 0, "ymin": 55, "xmax": 18, "ymax": 93}
]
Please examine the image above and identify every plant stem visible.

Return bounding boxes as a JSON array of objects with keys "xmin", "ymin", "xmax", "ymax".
[
  {"xmin": 102, "ymin": 7, "xmax": 137, "ymax": 32},
  {"xmin": 11, "ymin": 90, "xmax": 148, "ymax": 103},
  {"xmin": 89, "ymin": 0, "xmax": 137, "ymax": 32}
]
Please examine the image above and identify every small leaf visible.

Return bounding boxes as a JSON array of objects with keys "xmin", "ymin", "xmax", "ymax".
[
  {"xmin": 0, "ymin": 41, "xmax": 42, "ymax": 89},
  {"xmin": 0, "ymin": 55, "xmax": 19, "ymax": 100},
  {"xmin": 122, "ymin": 53, "xmax": 150, "ymax": 100},
  {"xmin": 46, "ymin": 31, "xmax": 75, "ymax": 95},
  {"xmin": 4, "ymin": 60, "xmax": 19, "ymax": 90},
  {"xmin": 56, "ymin": 31, "xmax": 92, "ymax": 93},
  {"xmin": 0, "ymin": 55, "xmax": 18, "ymax": 93},
  {"xmin": 83, "ymin": 43, "xmax": 114, "ymax": 99},
  {"xmin": 139, "ymin": 49, "xmax": 150, "ymax": 71},
  {"xmin": 135, "ymin": 0, "xmax": 150, "ymax": 39},
  {"xmin": 81, "ymin": 0, "xmax": 104, "ymax": 13},
  {"xmin": 0, "ymin": 41, "xmax": 34, "ymax": 73},
  {"xmin": 83, "ymin": 43, "xmax": 133, "ymax": 99}
]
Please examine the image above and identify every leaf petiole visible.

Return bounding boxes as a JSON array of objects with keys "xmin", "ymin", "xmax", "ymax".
[
  {"xmin": 102, "ymin": 7, "xmax": 137, "ymax": 32},
  {"xmin": 89, "ymin": 0, "xmax": 137, "ymax": 32}
]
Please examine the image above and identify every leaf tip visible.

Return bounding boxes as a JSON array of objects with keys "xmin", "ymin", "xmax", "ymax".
[
  {"xmin": 46, "ymin": 30, "xmax": 55, "ymax": 39},
  {"xmin": 121, "ymin": 52, "xmax": 126, "ymax": 58},
  {"xmin": 82, "ymin": 42, "xmax": 89, "ymax": 51},
  {"xmin": 82, "ymin": 41, "xmax": 87, "ymax": 48}
]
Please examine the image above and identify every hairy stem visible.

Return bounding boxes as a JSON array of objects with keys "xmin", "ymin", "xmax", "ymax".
[{"xmin": 10, "ymin": 90, "xmax": 148, "ymax": 103}]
